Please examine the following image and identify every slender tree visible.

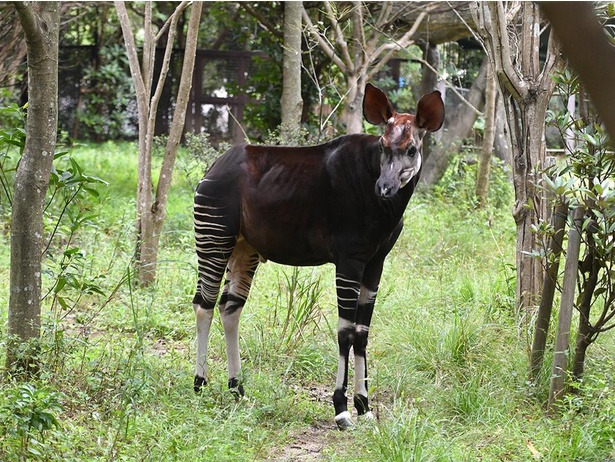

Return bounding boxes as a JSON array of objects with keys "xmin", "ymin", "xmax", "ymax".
[
  {"xmin": 475, "ymin": 62, "xmax": 497, "ymax": 208},
  {"xmin": 6, "ymin": 1, "xmax": 60, "ymax": 374},
  {"xmin": 281, "ymin": 1, "xmax": 303, "ymax": 138},
  {"xmin": 115, "ymin": 1, "xmax": 202, "ymax": 285},
  {"xmin": 529, "ymin": 201, "xmax": 568, "ymax": 380}
]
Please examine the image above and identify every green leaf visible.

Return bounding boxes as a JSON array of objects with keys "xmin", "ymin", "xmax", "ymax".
[
  {"xmin": 82, "ymin": 186, "xmax": 100, "ymax": 198},
  {"xmin": 583, "ymin": 133, "xmax": 598, "ymax": 146},
  {"xmin": 57, "ymin": 296, "xmax": 69, "ymax": 309},
  {"xmin": 54, "ymin": 276, "xmax": 67, "ymax": 294}
]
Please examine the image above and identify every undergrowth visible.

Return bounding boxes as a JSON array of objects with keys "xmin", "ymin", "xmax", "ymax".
[{"xmin": 0, "ymin": 141, "xmax": 614, "ymax": 461}]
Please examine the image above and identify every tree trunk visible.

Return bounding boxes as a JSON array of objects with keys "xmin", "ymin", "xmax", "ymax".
[
  {"xmin": 281, "ymin": 1, "xmax": 303, "ymax": 137},
  {"xmin": 420, "ymin": 57, "xmax": 487, "ymax": 186},
  {"xmin": 508, "ymin": 96, "xmax": 553, "ymax": 312},
  {"xmin": 571, "ymin": 234, "xmax": 599, "ymax": 383},
  {"xmin": 7, "ymin": 1, "xmax": 60, "ymax": 375},
  {"xmin": 548, "ymin": 207, "xmax": 584, "ymax": 409},
  {"xmin": 343, "ymin": 73, "xmax": 366, "ymax": 134},
  {"xmin": 529, "ymin": 201, "xmax": 568, "ymax": 380},
  {"xmin": 475, "ymin": 62, "xmax": 497, "ymax": 207}
]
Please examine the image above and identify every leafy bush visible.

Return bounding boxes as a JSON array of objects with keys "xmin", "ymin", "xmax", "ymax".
[
  {"xmin": 0, "ymin": 102, "xmax": 26, "ymax": 222},
  {"xmin": 175, "ymin": 132, "xmax": 227, "ymax": 188},
  {"xmin": 433, "ymin": 147, "xmax": 513, "ymax": 210},
  {"xmin": 75, "ymin": 44, "xmax": 136, "ymax": 140},
  {"xmin": 0, "ymin": 383, "xmax": 64, "ymax": 460}
]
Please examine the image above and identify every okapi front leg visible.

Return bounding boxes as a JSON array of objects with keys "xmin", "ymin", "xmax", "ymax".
[
  {"xmin": 353, "ymin": 323, "xmax": 371, "ymax": 417},
  {"xmin": 333, "ymin": 268, "xmax": 363, "ymax": 429},
  {"xmin": 334, "ymin": 317, "xmax": 355, "ymax": 428},
  {"xmin": 353, "ymin": 284, "xmax": 378, "ymax": 419}
]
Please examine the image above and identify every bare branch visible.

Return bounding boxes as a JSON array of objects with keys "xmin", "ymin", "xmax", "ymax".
[
  {"xmin": 520, "ymin": 2, "xmax": 539, "ymax": 78},
  {"xmin": 13, "ymin": 1, "xmax": 39, "ymax": 38},
  {"xmin": 143, "ymin": 2, "xmax": 154, "ymax": 98},
  {"xmin": 301, "ymin": 5, "xmax": 348, "ymax": 72},
  {"xmin": 155, "ymin": 1, "xmax": 203, "ymax": 211},
  {"xmin": 367, "ymin": 7, "xmax": 436, "ymax": 83},
  {"xmin": 478, "ymin": 2, "xmax": 526, "ymax": 101},
  {"xmin": 242, "ymin": 3, "xmax": 283, "ymax": 39},
  {"xmin": 352, "ymin": 1, "xmax": 367, "ymax": 63},
  {"xmin": 114, "ymin": 1, "xmax": 146, "ymax": 107},
  {"xmin": 323, "ymin": 1, "xmax": 354, "ymax": 71},
  {"xmin": 148, "ymin": 0, "xmax": 186, "ymax": 140},
  {"xmin": 155, "ymin": 1, "xmax": 189, "ymax": 42},
  {"xmin": 411, "ymin": 55, "xmax": 483, "ymax": 116},
  {"xmin": 375, "ymin": 1, "xmax": 393, "ymax": 28}
]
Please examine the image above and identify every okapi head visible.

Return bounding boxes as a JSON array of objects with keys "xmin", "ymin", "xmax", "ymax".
[{"xmin": 363, "ymin": 83, "xmax": 445, "ymax": 198}]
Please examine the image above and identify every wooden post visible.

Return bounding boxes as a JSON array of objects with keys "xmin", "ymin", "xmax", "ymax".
[{"xmin": 548, "ymin": 206, "xmax": 584, "ymax": 409}]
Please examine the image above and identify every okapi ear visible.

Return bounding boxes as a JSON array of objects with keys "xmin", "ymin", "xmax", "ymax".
[
  {"xmin": 363, "ymin": 83, "xmax": 394, "ymax": 125},
  {"xmin": 416, "ymin": 90, "xmax": 445, "ymax": 132}
]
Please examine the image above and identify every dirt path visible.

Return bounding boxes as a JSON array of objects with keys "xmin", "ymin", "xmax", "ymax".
[
  {"xmin": 267, "ymin": 385, "xmax": 353, "ymax": 461},
  {"xmin": 269, "ymin": 421, "xmax": 334, "ymax": 461}
]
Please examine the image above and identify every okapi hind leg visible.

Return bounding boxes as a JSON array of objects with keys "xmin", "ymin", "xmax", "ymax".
[
  {"xmin": 219, "ymin": 237, "xmax": 260, "ymax": 399},
  {"xmin": 193, "ymin": 296, "xmax": 214, "ymax": 392},
  {"xmin": 193, "ymin": 186, "xmax": 238, "ymax": 393},
  {"xmin": 193, "ymin": 227, "xmax": 234, "ymax": 393}
]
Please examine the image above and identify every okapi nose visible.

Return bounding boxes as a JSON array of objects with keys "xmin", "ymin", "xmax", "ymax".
[{"xmin": 375, "ymin": 179, "xmax": 396, "ymax": 198}]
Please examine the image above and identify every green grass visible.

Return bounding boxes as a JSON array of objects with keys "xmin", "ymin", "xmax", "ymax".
[{"xmin": 1, "ymin": 141, "xmax": 615, "ymax": 460}]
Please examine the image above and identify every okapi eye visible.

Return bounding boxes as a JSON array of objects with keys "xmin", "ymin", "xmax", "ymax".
[{"xmin": 408, "ymin": 146, "xmax": 417, "ymax": 157}]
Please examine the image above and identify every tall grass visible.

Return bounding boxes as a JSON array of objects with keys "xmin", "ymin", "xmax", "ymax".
[{"xmin": 0, "ymin": 141, "xmax": 614, "ymax": 461}]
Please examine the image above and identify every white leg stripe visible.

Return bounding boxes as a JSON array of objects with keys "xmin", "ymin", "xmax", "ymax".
[
  {"xmin": 358, "ymin": 286, "xmax": 377, "ymax": 305},
  {"xmin": 194, "ymin": 305, "xmax": 214, "ymax": 379},
  {"xmin": 221, "ymin": 309, "xmax": 242, "ymax": 379},
  {"xmin": 354, "ymin": 355, "xmax": 368, "ymax": 397},
  {"xmin": 336, "ymin": 356, "xmax": 347, "ymax": 389}
]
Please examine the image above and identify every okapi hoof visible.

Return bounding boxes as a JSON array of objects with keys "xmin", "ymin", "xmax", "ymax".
[
  {"xmin": 228, "ymin": 377, "xmax": 244, "ymax": 400},
  {"xmin": 335, "ymin": 411, "xmax": 354, "ymax": 430},
  {"xmin": 358, "ymin": 411, "xmax": 375, "ymax": 424},
  {"xmin": 194, "ymin": 375, "xmax": 207, "ymax": 393}
]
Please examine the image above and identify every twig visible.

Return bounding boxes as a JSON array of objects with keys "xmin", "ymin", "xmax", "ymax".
[{"xmin": 227, "ymin": 105, "xmax": 251, "ymax": 143}]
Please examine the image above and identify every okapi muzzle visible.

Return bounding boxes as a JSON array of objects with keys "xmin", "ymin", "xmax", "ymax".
[{"xmin": 192, "ymin": 82, "xmax": 444, "ymax": 430}]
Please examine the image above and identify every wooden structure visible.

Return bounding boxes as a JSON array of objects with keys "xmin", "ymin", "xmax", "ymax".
[{"xmin": 185, "ymin": 50, "xmax": 264, "ymax": 144}]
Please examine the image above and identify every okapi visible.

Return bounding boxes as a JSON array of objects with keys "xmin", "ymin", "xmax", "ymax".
[{"xmin": 192, "ymin": 83, "xmax": 445, "ymax": 429}]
